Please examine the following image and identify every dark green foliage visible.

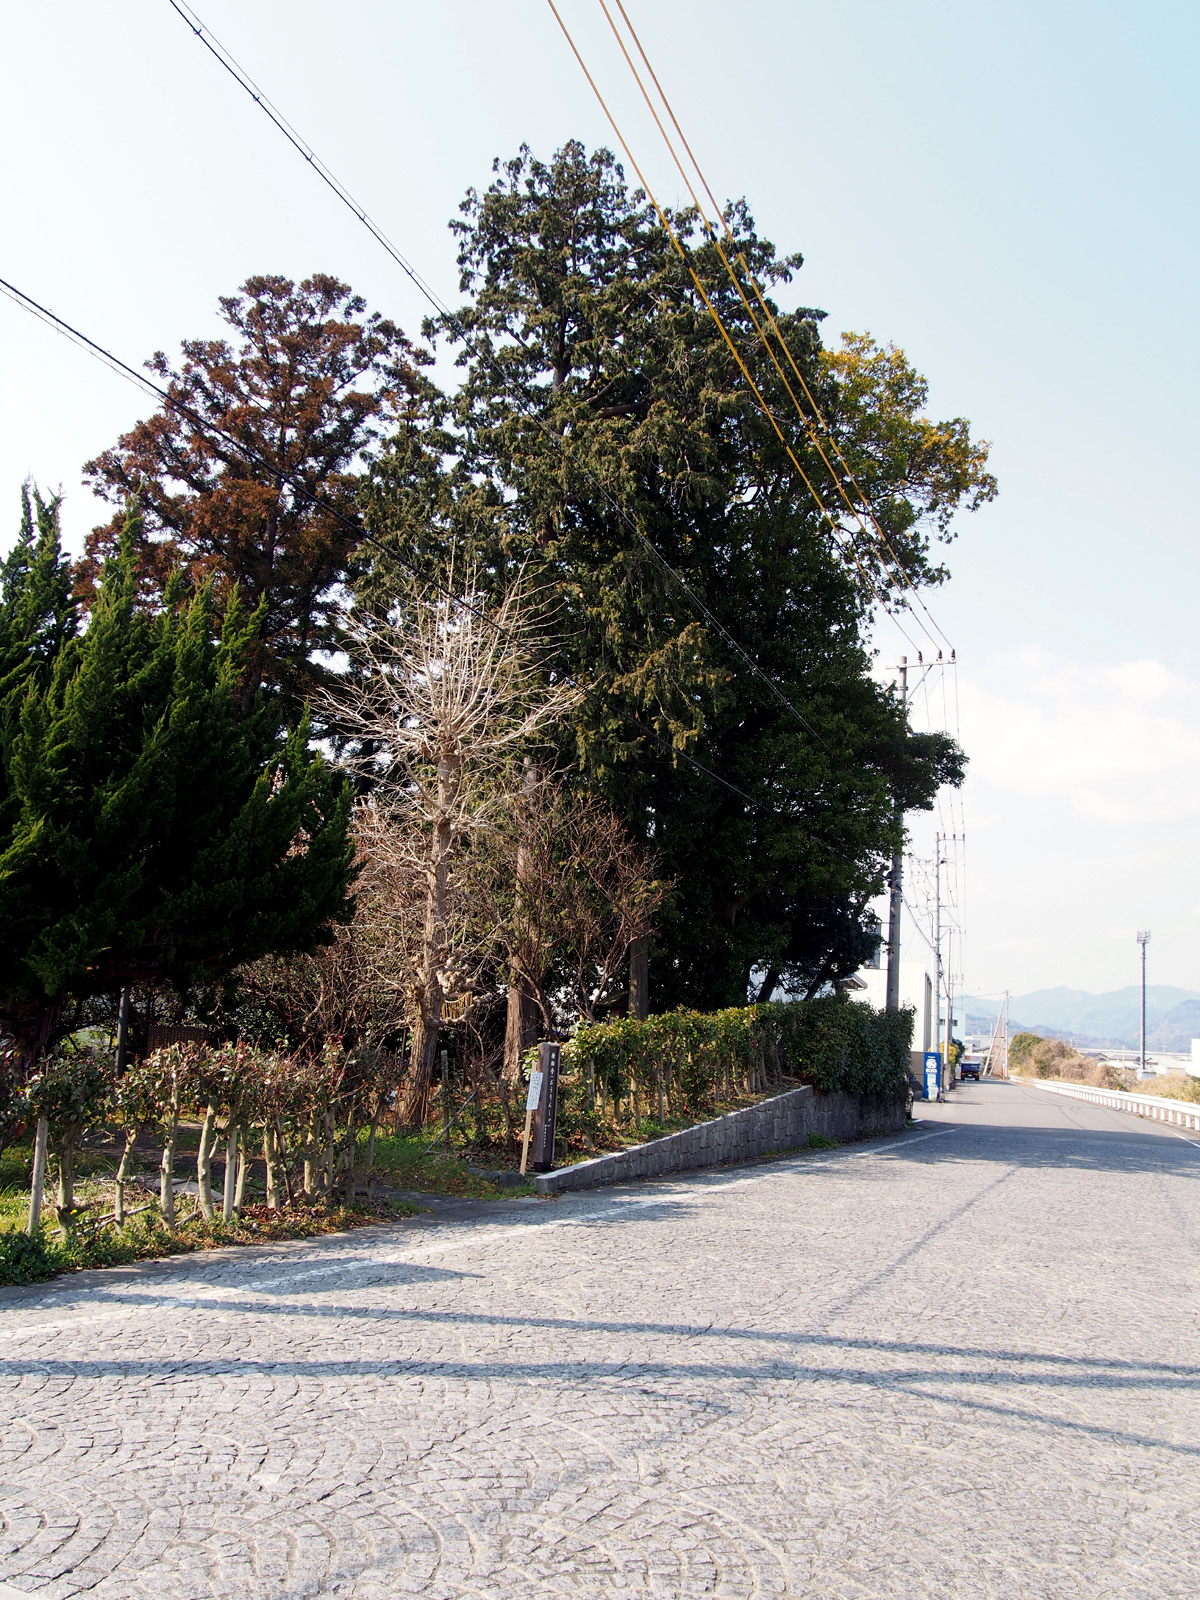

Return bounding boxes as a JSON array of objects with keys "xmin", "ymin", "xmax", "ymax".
[
  {"xmin": 768, "ymin": 996, "xmax": 914, "ymax": 1100},
  {"xmin": 363, "ymin": 142, "xmax": 978, "ymax": 1007},
  {"xmin": 0, "ymin": 1227, "xmax": 54, "ymax": 1284},
  {"xmin": 562, "ymin": 996, "xmax": 914, "ymax": 1133},
  {"xmin": 0, "ymin": 512, "xmax": 356, "ymax": 1057},
  {"xmin": 1, "ymin": 485, "xmax": 78, "ymax": 844},
  {"xmin": 25, "ymin": 1049, "xmax": 112, "ymax": 1137}
]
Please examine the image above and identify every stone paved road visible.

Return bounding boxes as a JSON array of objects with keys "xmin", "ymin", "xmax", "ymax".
[{"xmin": 2, "ymin": 1080, "xmax": 1199, "ymax": 1598}]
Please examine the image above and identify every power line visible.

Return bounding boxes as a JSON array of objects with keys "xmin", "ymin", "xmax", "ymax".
[
  {"xmin": 164, "ymin": 0, "xmax": 833, "ymax": 755},
  {"xmin": 163, "ymin": 0, "xmax": 965, "ymax": 989},
  {"xmin": 544, "ymin": 0, "xmax": 927, "ymax": 659},
  {"xmin": 579, "ymin": 0, "xmax": 971, "ymax": 985},
  {"xmin": 0, "ymin": 271, "xmax": 766, "ymax": 815},
  {"xmin": 594, "ymin": 0, "xmax": 951, "ymax": 659}
]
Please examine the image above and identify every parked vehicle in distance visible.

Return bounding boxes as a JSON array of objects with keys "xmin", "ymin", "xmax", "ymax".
[{"xmin": 960, "ymin": 1060, "xmax": 982, "ymax": 1081}]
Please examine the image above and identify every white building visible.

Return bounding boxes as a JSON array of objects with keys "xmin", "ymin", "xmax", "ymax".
[{"xmin": 856, "ymin": 959, "xmax": 936, "ymax": 1056}]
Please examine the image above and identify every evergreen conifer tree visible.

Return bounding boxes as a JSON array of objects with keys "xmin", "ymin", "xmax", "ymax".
[
  {"xmin": 366, "ymin": 143, "xmax": 981, "ymax": 1006},
  {"xmin": 0, "ymin": 505, "xmax": 355, "ymax": 1060}
]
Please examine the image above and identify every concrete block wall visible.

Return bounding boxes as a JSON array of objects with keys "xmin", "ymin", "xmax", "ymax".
[{"xmin": 533, "ymin": 1085, "xmax": 907, "ymax": 1195}]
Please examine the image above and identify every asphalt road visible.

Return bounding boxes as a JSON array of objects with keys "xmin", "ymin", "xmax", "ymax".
[{"xmin": 2, "ymin": 1079, "xmax": 1198, "ymax": 1598}]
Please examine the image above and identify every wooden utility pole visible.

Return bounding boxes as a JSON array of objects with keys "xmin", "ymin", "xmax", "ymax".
[{"xmin": 629, "ymin": 937, "xmax": 650, "ymax": 1021}]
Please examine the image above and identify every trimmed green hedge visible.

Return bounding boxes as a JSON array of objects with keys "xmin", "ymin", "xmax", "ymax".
[{"xmin": 539, "ymin": 997, "xmax": 912, "ymax": 1148}]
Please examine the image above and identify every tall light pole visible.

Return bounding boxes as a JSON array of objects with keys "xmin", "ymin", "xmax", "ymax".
[
  {"xmin": 1137, "ymin": 930, "xmax": 1151, "ymax": 1077},
  {"xmin": 885, "ymin": 657, "xmax": 908, "ymax": 1012}
]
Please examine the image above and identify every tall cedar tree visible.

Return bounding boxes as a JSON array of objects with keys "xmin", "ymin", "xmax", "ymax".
[
  {"xmin": 82, "ymin": 274, "xmax": 435, "ymax": 714},
  {"xmin": 364, "ymin": 142, "xmax": 983, "ymax": 1006},
  {"xmin": 0, "ymin": 505, "xmax": 355, "ymax": 1061}
]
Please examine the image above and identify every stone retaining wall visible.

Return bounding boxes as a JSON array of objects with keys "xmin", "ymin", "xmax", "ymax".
[{"xmin": 533, "ymin": 1085, "xmax": 907, "ymax": 1195}]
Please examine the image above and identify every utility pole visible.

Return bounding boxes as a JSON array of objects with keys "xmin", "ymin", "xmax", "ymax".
[
  {"xmin": 1137, "ymin": 930, "xmax": 1151, "ymax": 1077},
  {"xmin": 885, "ymin": 657, "xmax": 908, "ymax": 1012},
  {"xmin": 934, "ymin": 831, "xmax": 946, "ymax": 1095},
  {"xmin": 1001, "ymin": 990, "xmax": 1009, "ymax": 1078},
  {"xmin": 944, "ymin": 947, "xmax": 954, "ymax": 1082}
]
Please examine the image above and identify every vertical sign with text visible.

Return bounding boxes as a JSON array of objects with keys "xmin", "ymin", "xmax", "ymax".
[{"xmin": 529, "ymin": 1041, "xmax": 561, "ymax": 1173}]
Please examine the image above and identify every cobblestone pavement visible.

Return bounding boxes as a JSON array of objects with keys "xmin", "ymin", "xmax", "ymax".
[{"xmin": 2, "ymin": 1080, "xmax": 1199, "ymax": 1599}]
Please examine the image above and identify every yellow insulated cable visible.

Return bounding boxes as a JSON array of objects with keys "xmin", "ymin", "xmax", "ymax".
[
  {"xmin": 544, "ymin": 0, "xmax": 919, "ymax": 644},
  {"xmin": 595, "ymin": 0, "xmax": 891, "ymax": 574},
  {"xmin": 605, "ymin": 0, "xmax": 955, "ymax": 653}
]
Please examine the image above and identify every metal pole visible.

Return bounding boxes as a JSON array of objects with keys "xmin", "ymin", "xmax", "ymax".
[
  {"xmin": 934, "ymin": 833, "xmax": 943, "ymax": 1096},
  {"xmin": 885, "ymin": 658, "xmax": 908, "ymax": 1011},
  {"xmin": 1137, "ymin": 931, "xmax": 1150, "ymax": 1076},
  {"xmin": 945, "ymin": 957, "xmax": 954, "ymax": 1083},
  {"xmin": 1002, "ymin": 990, "xmax": 1009, "ymax": 1078}
]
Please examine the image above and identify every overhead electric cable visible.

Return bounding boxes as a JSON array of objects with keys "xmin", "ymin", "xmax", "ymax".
[
  {"xmin": 593, "ymin": 0, "xmax": 958, "ymax": 657},
  {"xmin": 0, "ymin": 271, "xmax": 769, "ymax": 815},
  {"xmin": 592, "ymin": 0, "xmax": 939, "ymax": 650},
  {"xmin": 542, "ymin": 0, "xmax": 925, "ymax": 655},
  {"xmin": 164, "ymin": 0, "xmax": 833, "ymax": 754}
]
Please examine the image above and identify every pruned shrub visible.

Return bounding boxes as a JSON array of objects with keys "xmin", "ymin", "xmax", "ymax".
[{"xmin": 549, "ymin": 997, "xmax": 912, "ymax": 1148}]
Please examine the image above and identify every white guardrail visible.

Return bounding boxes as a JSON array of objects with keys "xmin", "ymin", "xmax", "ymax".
[{"xmin": 1021, "ymin": 1077, "xmax": 1200, "ymax": 1131}]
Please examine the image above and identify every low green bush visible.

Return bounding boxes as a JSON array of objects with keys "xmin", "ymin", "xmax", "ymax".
[
  {"xmin": 547, "ymin": 996, "xmax": 912, "ymax": 1148},
  {"xmin": 0, "ymin": 1227, "xmax": 54, "ymax": 1285}
]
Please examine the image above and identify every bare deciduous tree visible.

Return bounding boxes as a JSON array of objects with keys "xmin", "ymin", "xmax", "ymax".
[
  {"xmin": 481, "ymin": 775, "xmax": 666, "ymax": 1046},
  {"xmin": 328, "ymin": 568, "xmax": 576, "ymax": 1126},
  {"xmin": 237, "ymin": 806, "xmax": 418, "ymax": 1054}
]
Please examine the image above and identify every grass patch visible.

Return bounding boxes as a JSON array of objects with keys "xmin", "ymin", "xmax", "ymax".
[
  {"xmin": 0, "ymin": 1191, "xmax": 426, "ymax": 1286},
  {"xmin": 807, "ymin": 1133, "xmax": 840, "ymax": 1149},
  {"xmin": 370, "ymin": 1132, "xmax": 533, "ymax": 1199}
]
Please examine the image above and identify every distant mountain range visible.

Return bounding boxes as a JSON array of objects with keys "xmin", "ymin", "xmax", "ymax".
[{"xmin": 958, "ymin": 985, "xmax": 1200, "ymax": 1052}]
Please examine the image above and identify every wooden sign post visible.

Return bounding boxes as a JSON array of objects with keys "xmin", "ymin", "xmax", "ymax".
[
  {"xmin": 529, "ymin": 1041, "xmax": 561, "ymax": 1174},
  {"xmin": 519, "ymin": 1060, "xmax": 543, "ymax": 1177}
]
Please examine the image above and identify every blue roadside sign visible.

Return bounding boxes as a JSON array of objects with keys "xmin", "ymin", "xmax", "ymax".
[{"xmin": 923, "ymin": 1051, "xmax": 942, "ymax": 1101}]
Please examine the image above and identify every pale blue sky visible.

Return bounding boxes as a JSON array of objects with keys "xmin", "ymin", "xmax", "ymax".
[{"xmin": 2, "ymin": 0, "xmax": 1196, "ymax": 993}]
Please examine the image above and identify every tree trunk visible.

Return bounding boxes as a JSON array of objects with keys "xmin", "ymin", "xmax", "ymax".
[
  {"xmin": 629, "ymin": 936, "xmax": 650, "ymax": 1021},
  {"xmin": 756, "ymin": 966, "xmax": 780, "ymax": 1005},
  {"xmin": 56, "ymin": 1134, "xmax": 76, "ymax": 1214},
  {"xmin": 274, "ymin": 1116, "xmax": 294, "ymax": 1205},
  {"xmin": 400, "ymin": 755, "xmax": 457, "ymax": 1128},
  {"xmin": 114, "ymin": 1128, "xmax": 138, "ymax": 1227},
  {"xmin": 196, "ymin": 1104, "xmax": 218, "ymax": 1222},
  {"xmin": 26, "ymin": 1118, "xmax": 49, "ymax": 1234},
  {"xmin": 264, "ymin": 1123, "xmax": 280, "ymax": 1210},
  {"xmin": 222, "ymin": 1122, "xmax": 239, "ymax": 1223},
  {"xmin": 234, "ymin": 1137, "xmax": 248, "ymax": 1216},
  {"xmin": 364, "ymin": 1104, "xmax": 381, "ymax": 1194},
  {"xmin": 159, "ymin": 1093, "xmax": 179, "ymax": 1229},
  {"xmin": 303, "ymin": 1114, "xmax": 317, "ymax": 1201},
  {"xmin": 502, "ymin": 978, "xmax": 540, "ymax": 1086}
]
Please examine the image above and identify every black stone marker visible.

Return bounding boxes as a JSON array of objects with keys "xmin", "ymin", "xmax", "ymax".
[{"xmin": 529, "ymin": 1041, "xmax": 561, "ymax": 1173}]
